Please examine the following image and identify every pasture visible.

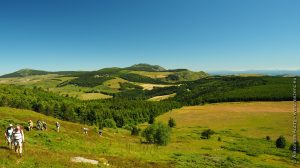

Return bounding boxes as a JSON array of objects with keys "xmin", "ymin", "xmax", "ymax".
[{"xmin": 0, "ymin": 102, "xmax": 299, "ymax": 167}]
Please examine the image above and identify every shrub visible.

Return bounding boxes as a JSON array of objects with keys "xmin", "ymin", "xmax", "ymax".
[
  {"xmin": 168, "ymin": 117, "xmax": 176, "ymax": 128},
  {"xmin": 218, "ymin": 137, "xmax": 222, "ymax": 141},
  {"xmin": 275, "ymin": 136, "xmax": 286, "ymax": 148},
  {"xmin": 266, "ymin": 136, "xmax": 271, "ymax": 141},
  {"xmin": 131, "ymin": 126, "xmax": 140, "ymax": 136},
  {"xmin": 148, "ymin": 114, "xmax": 155, "ymax": 124},
  {"xmin": 201, "ymin": 129, "xmax": 215, "ymax": 139},
  {"xmin": 103, "ymin": 119, "xmax": 117, "ymax": 129},
  {"xmin": 142, "ymin": 124, "xmax": 156, "ymax": 144},
  {"xmin": 142, "ymin": 122, "xmax": 171, "ymax": 146},
  {"xmin": 123, "ymin": 124, "xmax": 133, "ymax": 131},
  {"xmin": 289, "ymin": 141, "xmax": 300, "ymax": 153}
]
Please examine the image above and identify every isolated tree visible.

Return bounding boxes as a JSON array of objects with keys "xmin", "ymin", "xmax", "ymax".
[
  {"xmin": 142, "ymin": 122, "xmax": 171, "ymax": 146},
  {"xmin": 276, "ymin": 136, "xmax": 286, "ymax": 148},
  {"xmin": 168, "ymin": 117, "xmax": 176, "ymax": 128},
  {"xmin": 154, "ymin": 122, "xmax": 171, "ymax": 145},
  {"xmin": 266, "ymin": 136, "xmax": 271, "ymax": 141},
  {"xmin": 201, "ymin": 129, "xmax": 215, "ymax": 139},
  {"xmin": 131, "ymin": 126, "xmax": 140, "ymax": 136}
]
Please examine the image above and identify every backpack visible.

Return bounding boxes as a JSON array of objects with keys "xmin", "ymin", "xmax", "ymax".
[{"xmin": 6, "ymin": 128, "xmax": 13, "ymax": 137}]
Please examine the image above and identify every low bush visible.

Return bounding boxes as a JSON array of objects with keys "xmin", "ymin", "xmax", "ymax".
[
  {"xmin": 275, "ymin": 136, "xmax": 286, "ymax": 148},
  {"xmin": 201, "ymin": 129, "xmax": 215, "ymax": 139},
  {"xmin": 131, "ymin": 126, "xmax": 140, "ymax": 136},
  {"xmin": 168, "ymin": 117, "xmax": 176, "ymax": 128},
  {"xmin": 103, "ymin": 119, "xmax": 117, "ymax": 129}
]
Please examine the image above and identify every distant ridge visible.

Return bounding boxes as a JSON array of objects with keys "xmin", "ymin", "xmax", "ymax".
[
  {"xmin": 0, "ymin": 69, "xmax": 84, "ymax": 78},
  {"xmin": 208, "ymin": 70, "xmax": 300, "ymax": 76},
  {"xmin": 125, "ymin": 63, "xmax": 166, "ymax": 72}
]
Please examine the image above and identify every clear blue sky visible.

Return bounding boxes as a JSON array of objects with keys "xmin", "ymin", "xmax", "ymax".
[{"xmin": 0, "ymin": 0, "xmax": 299, "ymax": 75}]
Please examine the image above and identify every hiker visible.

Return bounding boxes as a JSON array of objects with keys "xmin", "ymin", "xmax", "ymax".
[
  {"xmin": 4, "ymin": 124, "xmax": 14, "ymax": 149},
  {"xmin": 28, "ymin": 120, "xmax": 33, "ymax": 131},
  {"xmin": 36, "ymin": 120, "xmax": 42, "ymax": 130},
  {"xmin": 12, "ymin": 125, "xmax": 25, "ymax": 157},
  {"xmin": 56, "ymin": 122, "xmax": 60, "ymax": 132},
  {"xmin": 42, "ymin": 121, "xmax": 47, "ymax": 131},
  {"xmin": 98, "ymin": 129, "xmax": 103, "ymax": 136},
  {"xmin": 83, "ymin": 128, "xmax": 88, "ymax": 134}
]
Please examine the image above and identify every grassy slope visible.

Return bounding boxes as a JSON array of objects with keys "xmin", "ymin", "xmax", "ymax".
[
  {"xmin": 102, "ymin": 77, "xmax": 128, "ymax": 90},
  {"xmin": 156, "ymin": 101, "xmax": 300, "ymax": 168},
  {"xmin": 129, "ymin": 71, "xmax": 174, "ymax": 79},
  {"xmin": 0, "ymin": 75, "xmax": 114, "ymax": 100},
  {"xmin": 148, "ymin": 93, "xmax": 176, "ymax": 101},
  {"xmin": 137, "ymin": 83, "xmax": 174, "ymax": 90},
  {"xmin": 0, "ymin": 107, "xmax": 170, "ymax": 168},
  {"xmin": 1, "ymin": 102, "xmax": 299, "ymax": 168},
  {"xmin": 80, "ymin": 93, "xmax": 112, "ymax": 100}
]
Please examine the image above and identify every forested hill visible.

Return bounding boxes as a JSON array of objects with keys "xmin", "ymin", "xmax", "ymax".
[
  {"xmin": 113, "ymin": 76, "xmax": 300, "ymax": 105},
  {"xmin": 124, "ymin": 63, "xmax": 166, "ymax": 72},
  {"xmin": 0, "ymin": 84, "xmax": 181, "ymax": 127}
]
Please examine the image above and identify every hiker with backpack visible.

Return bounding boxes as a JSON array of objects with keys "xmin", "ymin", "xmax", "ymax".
[
  {"xmin": 56, "ymin": 122, "xmax": 60, "ymax": 132},
  {"xmin": 37, "ymin": 120, "xmax": 42, "ymax": 130},
  {"xmin": 28, "ymin": 120, "xmax": 33, "ymax": 131},
  {"xmin": 12, "ymin": 125, "xmax": 25, "ymax": 157},
  {"xmin": 42, "ymin": 121, "xmax": 47, "ymax": 131},
  {"xmin": 98, "ymin": 129, "xmax": 103, "ymax": 136},
  {"xmin": 83, "ymin": 128, "xmax": 88, "ymax": 134},
  {"xmin": 4, "ymin": 124, "xmax": 14, "ymax": 149}
]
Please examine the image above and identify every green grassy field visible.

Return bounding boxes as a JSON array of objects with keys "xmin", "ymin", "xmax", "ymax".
[
  {"xmin": 0, "ymin": 75, "xmax": 115, "ymax": 100},
  {"xmin": 1, "ymin": 102, "xmax": 299, "ymax": 167}
]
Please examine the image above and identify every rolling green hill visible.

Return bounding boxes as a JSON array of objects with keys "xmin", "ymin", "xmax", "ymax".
[
  {"xmin": 165, "ymin": 70, "xmax": 207, "ymax": 82},
  {"xmin": 0, "ymin": 69, "xmax": 85, "ymax": 78},
  {"xmin": 124, "ymin": 63, "xmax": 166, "ymax": 72},
  {"xmin": 0, "ymin": 64, "xmax": 208, "ymax": 90}
]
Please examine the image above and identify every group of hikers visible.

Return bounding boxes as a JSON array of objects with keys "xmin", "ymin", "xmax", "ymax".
[
  {"xmin": 3, "ymin": 120, "xmax": 102, "ymax": 158},
  {"xmin": 4, "ymin": 124, "xmax": 24, "ymax": 157},
  {"xmin": 3, "ymin": 120, "xmax": 61, "ymax": 157}
]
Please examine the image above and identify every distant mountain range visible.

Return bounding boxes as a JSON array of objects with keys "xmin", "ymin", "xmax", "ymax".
[
  {"xmin": 0, "ymin": 64, "xmax": 208, "ymax": 87},
  {"xmin": 0, "ymin": 64, "xmax": 181, "ymax": 78},
  {"xmin": 1, "ymin": 64, "xmax": 299, "ymax": 79},
  {"xmin": 208, "ymin": 70, "xmax": 300, "ymax": 76}
]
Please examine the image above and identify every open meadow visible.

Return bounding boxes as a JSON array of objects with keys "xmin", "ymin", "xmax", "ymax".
[{"xmin": 0, "ymin": 101, "xmax": 299, "ymax": 168}]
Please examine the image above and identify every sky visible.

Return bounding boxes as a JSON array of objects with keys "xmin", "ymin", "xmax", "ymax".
[{"xmin": 0, "ymin": 0, "xmax": 299, "ymax": 75}]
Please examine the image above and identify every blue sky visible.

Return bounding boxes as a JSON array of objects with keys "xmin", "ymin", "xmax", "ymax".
[{"xmin": 0, "ymin": 0, "xmax": 299, "ymax": 75}]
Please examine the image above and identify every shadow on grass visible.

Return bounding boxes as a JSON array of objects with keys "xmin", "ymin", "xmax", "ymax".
[{"xmin": 0, "ymin": 146, "xmax": 10, "ymax": 151}]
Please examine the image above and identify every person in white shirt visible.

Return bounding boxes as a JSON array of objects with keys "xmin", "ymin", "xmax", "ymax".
[
  {"xmin": 56, "ymin": 122, "xmax": 60, "ymax": 132},
  {"xmin": 13, "ymin": 125, "xmax": 25, "ymax": 157}
]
